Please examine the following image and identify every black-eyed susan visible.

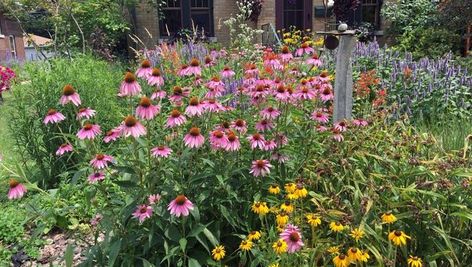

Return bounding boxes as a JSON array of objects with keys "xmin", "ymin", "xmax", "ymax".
[
  {"xmin": 286, "ymin": 192, "xmax": 299, "ymax": 200},
  {"xmin": 381, "ymin": 212, "xmax": 397, "ymax": 224},
  {"xmin": 306, "ymin": 214, "xmax": 322, "ymax": 227},
  {"xmin": 329, "ymin": 221, "xmax": 345, "ymax": 232},
  {"xmin": 407, "ymin": 256, "xmax": 423, "ymax": 267},
  {"xmin": 239, "ymin": 239, "xmax": 253, "ymax": 251},
  {"xmin": 388, "ymin": 230, "xmax": 411, "ymax": 246},
  {"xmin": 294, "ymin": 184, "xmax": 308, "ymax": 198},
  {"xmin": 247, "ymin": 230, "xmax": 261, "ymax": 241},
  {"xmin": 211, "ymin": 245, "xmax": 225, "ymax": 261},
  {"xmin": 284, "ymin": 182, "xmax": 296, "ymax": 193},
  {"xmin": 272, "ymin": 239, "xmax": 288, "ymax": 254},
  {"xmin": 280, "ymin": 201, "xmax": 294, "ymax": 213},
  {"xmin": 333, "ymin": 254, "xmax": 350, "ymax": 267},
  {"xmin": 269, "ymin": 263, "xmax": 279, "ymax": 267},
  {"xmin": 347, "ymin": 247, "xmax": 363, "ymax": 262},
  {"xmin": 276, "ymin": 212, "xmax": 289, "ymax": 226},
  {"xmin": 349, "ymin": 228, "xmax": 365, "ymax": 241},
  {"xmin": 327, "ymin": 246, "xmax": 340, "ymax": 255},
  {"xmin": 251, "ymin": 201, "xmax": 269, "ymax": 215},
  {"xmin": 360, "ymin": 250, "xmax": 370, "ymax": 263},
  {"xmin": 268, "ymin": 184, "xmax": 281, "ymax": 194}
]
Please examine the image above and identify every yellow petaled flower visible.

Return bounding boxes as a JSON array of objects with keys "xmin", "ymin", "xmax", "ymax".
[
  {"xmin": 327, "ymin": 246, "xmax": 340, "ymax": 255},
  {"xmin": 251, "ymin": 201, "xmax": 269, "ymax": 215},
  {"xmin": 294, "ymin": 184, "xmax": 308, "ymax": 198},
  {"xmin": 306, "ymin": 214, "xmax": 322, "ymax": 227},
  {"xmin": 360, "ymin": 250, "xmax": 370, "ymax": 263},
  {"xmin": 333, "ymin": 254, "xmax": 351, "ymax": 267},
  {"xmin": 269, "ymin": 263, "xmax": 279, "ymax": 267},
  {"xmin": 330, "ymin": 221, "xmax": 345, "ymax": 232},
  {"xmin": 239, "ymin": 239, "xmax": 253, "ymax": 251},
  {"xmin": 276, "ymin": 212, "xmax": 289, "ymax": 226},
  {"xmin": 388, "ymin": 230, "xmax": 411, "ymax": 246},
  {"xmin": 350, "ymin": 228, "xmax": 365, "ymax": 241},
  {"xmin": 272, "ymin": 239, "xmax": 288, "ymax": 254},
  {"xmin": 247, "ymin": 230, "xmax": 261, "ymax": 241},
  {"xmin": 211, "ymin": 245, "xmax": 225, "ymax": 261},
  {"xmin": 283, "ymin": 32, "xmax": 291, "ymax": 38},
  {"xmin": 280, "ymin": 201, "xmax": 294, "ymax": 213},
  {"xmin": 408, "ymin": 256, "xmax": 423, "ymax": 267},
  {"xmin": 268, "ymin": 184, "xmax": 281, "ymax": 194},
  {"xmin": 284, "ymin": 182, "xmax": 296, "ymax": 193},
  {"xmin": 347, "ymin": 247, "xmax": 363, "ymax": 262},
  {"xmin": 381, "ymin": 212, "xmax": 397, "ymax": 224},
  {"xmin": 286, "ymin": 193, "xmax": 299, "ymax": 200}
]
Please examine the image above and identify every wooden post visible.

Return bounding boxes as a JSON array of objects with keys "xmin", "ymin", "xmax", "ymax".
[{"xmin": 333, "ymin": 33, "xmax": 356, "ymax": 122}]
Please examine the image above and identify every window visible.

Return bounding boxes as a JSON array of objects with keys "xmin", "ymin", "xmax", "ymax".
[
  {"xmin": 9, "ymin": 35, "xmax": 17, "ymax": 59},
  {"xmin": 361, "ymin": 0, "xmax": 381, "ymax": 29},
  {"xmin": 159, "ymin": 0, "xmax": 213, "ymax": 37},
  {"xmin": 276, "ymin": 0, "xmax": 312, "ymax": 31},
  {"xmin": 0, "ymin": 21, "xmax": 3, "ymax": 36}
]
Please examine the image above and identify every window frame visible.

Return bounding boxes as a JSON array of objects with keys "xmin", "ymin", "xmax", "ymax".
[{"xmin": 9, "ymin": 35, "xmax": 17, "ymax": 59}]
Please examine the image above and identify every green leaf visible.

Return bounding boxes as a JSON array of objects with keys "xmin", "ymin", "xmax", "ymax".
[
  {"xmin": 142, "ymin": 259, "xmax": 155, "ymax": 267},
  {"xmin": 179, "ymin": 238, "xmax": 187, "ymax": 252},
  {"xmin": 188, "ymin": 258, "xmax": 202, "ymax": 267},
  {"xmin": 64, "ymin": 244, "xmax": 74, "ymax": 267},
  {"xmin": 203, "ymin": 228, "xmax": 218, "ymax": 247},
  {"xmin": 165, "ymin": 225, "xmax": 181, "ymax": 241},
  {"xmin": 108, "ymin": 239, "xmax": 122, "ymax": 267}
]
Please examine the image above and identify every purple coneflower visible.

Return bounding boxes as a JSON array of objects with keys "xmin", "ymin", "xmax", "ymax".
[
  {"xmin": 166, "ymin": 110, "xmax": 187, "ymax": 128},
  {"xmin": 231, "ymin": 119, "xmax": 247, "ymax": 133},
  {"xmin": 178, "ymin": 64, "xmax": 189, "ymax": 76},
  {"xmin": 221, "ymin": 66, "xmax": 235, "ymax": 79},
  {"xmin": 260, "ymin": 107, "xmax": 281, "ymax": 120},
  {"xmin": 250, "ymin": 159, "xmax": 273, "ymax": 177},
  {"xmin": 280, "ymin": 224, "xmax": 304, "ymax": 253},
  {"xmin": 104, "ymin": 127, "xmax": 122, "ymax": 143},
  {"xmin": 56, "ymin": 143, "xmax": 73, "ymax": 156},
  {"xmin": 132, "ymin": 204, "xmax": 153, "ymax": 223},
  {"xmin": 151, "ymin": 146, "xmax": 172, "ymax": 158},
  {"xmin": 60, "ymin": 84, "xmax": 81, "ymax": 106},
  {"xmin": 280, "ymin": 46, "xmax": 293, "ymax": 62},
  {"xmin": 248, "ymin": 133, "xmax": 266, "ymax": 150},
  {"xmin": 185, "ymin": 97, "xmax": 204, "ymax": 117},
  {"xmin": 209, "ymin": 130, "xmax": 229, "ymax": 149},
  {"xmin": 224, "ymin": 132, "xmax": 241, "ymax": 151},
  {"xmin": 311, "ymin": 109, "xmax": 330, "ymax": 124},
  {"xmin": 77, "ymin": 107, "xmax": 96, "ymax": 120},
  {"xmin": 262, "ymin": 140, "xmax": 277, "ymax": 151},
  {"xmin": 306, "ymin": 53, "xmax": 322, "ymax": 67},
  {"xmin": 148, "ymin": 194, "xmax": 161, "ymax": 205},
  {"xmin": 255, "ymin": 119, "xmax": 274, "ymax": 132},
  {"xmin": 187, "ymin": 58, "xmax": 202, "ymax": 76},
  {"xmin": 332, "ymin": 128, "xmax": 344, "ymax": 142},
  {"xmin": 90, "ymin": 154, "xmax": 114, "ymax": 169},
  {"xmin": 203, "ymin": 99, "xmax": 224, "ymax": 113},
  {"xmin": 136, "ymin": 96, "xmax": 160, "ymax": 120},
  {"xmin": 295, "ymin": 86, "xmax": 316, "ymax": 100},
  {"xmin": 334, "ymin": 121, "xmax": 348, "ymax": 132},
  {"xmin": 44, "ymin": 109, "xmax": 65, "ymax": 125},
  {"xmin": 168, "ymin": 195, "xmax": 194, "ymax": 217},
  {"xmin": 77, "ymin": 123, "xmax": 101, "ymax": 140},
  {"xmin": 151, "ymin": 88, "xmax": 166, "ymax": 100},
  {"xmin": 320, "ymin": 87, "xmax": 334, "ymax": 102},
  {"xmin": 119, "ymin": 72, "xmax": 141, "ymax": 97},
  {"xmin": 88, "ymin": 172, "xmax": 105, "ymax": 183},
  {"xmin": 352, "ymin": 119, "xmax": 368, "ymax": 127},
  {"xmin": 295, "ymin": 42, "xmax": 314, "ymax": 57},
  {"xmin": 121, "ymin": 116, "xmax": 146, "ymax": 138},
  {"xmin": 7, "ymin": 179, "xmax": 27, "ymax": 200},
  {"xmin": 184, "ymin": 127, "xmax": 205, "ymax": 148},
  {"xmin": 147, "ymin": 68, "xmax": 164, "ymax": 87},
  {"xmin": 136, "ymin": 59, "xmax": 152, "ymax": 78}
]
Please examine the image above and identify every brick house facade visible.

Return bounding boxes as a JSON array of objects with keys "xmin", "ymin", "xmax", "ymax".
[
  {"xmin": 0, "ymin": 12, "xmax": 26, "ymax": 62},
  {"xmin": 133, "ymin": 0, "xmax": 384, "ymax": 47}
]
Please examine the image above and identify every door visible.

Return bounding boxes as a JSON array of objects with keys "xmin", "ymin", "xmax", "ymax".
[{"xmin": 276, "ymin": 0, "xmax": 313, "ymax": 31}]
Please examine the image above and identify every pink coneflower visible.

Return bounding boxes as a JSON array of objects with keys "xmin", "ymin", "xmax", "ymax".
[
  {"xmin": 250, "ymin": 159, "xmax": 273, "ymax": 177},
  {"xmin": 260, "ymin": 107, "xmax": 281, "ymax": 120},
  {"xmin": 319, "ymin": 71, "xmax": 330, "ymax": 82},
  {"xmin": 264, "ymin": 53, "xmax": 283, "ymax": 70},
  {"xmin": 280, "ymin": 46, "xmax": 293, "ymax": 62},
  {"xmin": 178, "ymin": 64, "xmax": 190, "ymax": 76},
  {"xmin": 275, "ymin": 133, "xmax": 289, "ymax": 146},
  {"xmin": 306, "ymin": 53, "xmax": 322, "ymax": 66},
  {"xmin": 204, "ymin": 55, "xmax": 214, "ymax": 67},
  {"xmin": 311, "ymin": 109, "xmax": 330, "ymax": 123},
  {"xmin": 274, "ymin": 85, "xmax": 290, "ymax": 101},
  {"xmin": 56, "ymin": 143, "xmax": 73, "ymax": 156},
  {"xmin": 166, "ymin": 109, "xmax": 187, "ymax": 128},
  {"xmin": 280, "ymin": 224, "xmax": 304, "ymax": 253},
  {"xmin": 77, "ymin": 107, "xmax": 96, "ymax": 120},
  {"xmin": 203, "ymin": 99, "xmax": 224, "ymax": 113},
  {"xmin": 44, "ymin": 109, "xmax": 65, "ymax": 125},
  {"xmin": 184, "ymin": 127, "xmax": 205, "ymax": 148},
  {"xmin": 209, "ymin": 130, "xmax": 229, "ymax": 149},
  {"xmin": 185, "ymin": 97, "xmax": 204, "ymax": 117},
  {"xmin": 332, "ymin": 128, "xmax": 344, "ymax": 142},
  {"xmin": 88, "ymin": 172, "xmax": 105, "ymax": 183},
  {"xmin": 224, "ymin": 132, "xmax": 241, "ymax": 151},
  {"xmin": 334, "ymin": 121, "xmax": 348, "ymax": 132},
  {"xmin": 320, "ymin": 87, "xmax": 334, "ymax": 102},
  {"xmin": 295, "ymin": 86, "xmax": 316, "ymax": 100},
  {"xmin": 136, "ymin": 59, "xmax": 153, "ymax": 78},
  {"xmin": 119, "ymin": 72, "xmax": 142, "ymax": 97},
  {"xmin": 221, "ymin": 66, "xmax": 235, "ymax": 79},
  {"xmin": 168, "ymin": 195, "xmax": 194, "ymax": 217},
  {"xmin": 90, "ymin": 154, "xmax": 114, "ymax": 169},
  {"xmin": 248, "ymin": 133, "xmax": 266, "ymax": 150},
  {"xmin": 262, "ymin": 140, "xmax": 277, "ymax": 151},
  {"xmin": 206, "ymin": 76, "xmax": 225, "ymax": 90},
  {"xmin": 352, "ymin": 119, "xmax": 368, "ymax": 127},
  {"xmin": 132, "ymin": 204, "xmax": 153, "ymax": 223},
  {"xmin": 7, "ymin": 179, "xmax": 27, "ymax": 200},
  {"xmin": 295, "ymin": 42, "xmax": 314, "ymax": 57},
  {"xmin": 148, "ymin": 194, "xmax": 162, "ymax": 205},
  {"xmin": 255, "ymin": 119, "xmax": 274, "ymax": 132},
  {"xmin": 104, "ymin": 127, "xmax": 122, "ymax": 143},
  {"xmin": 151, "ymin": 88, "xmax": 167, "ymax": 100},
  {"xmin": 245, "ymin": 63, "xmax": 259, "ymax": 77},
  {"xmin": 90, "ymin": 214, "xmax": 103, "ymax": 226},
  {"xmin": 60, "ymin": 84, "xmax": 81, "ymax": 106},
  {"xmin": 77, "ymin": 123, "xmax": 101, "ymax": 140},
  {"xmin": 121, "ymin": 116, "xmax": 146, "ymax": 138},
  {"xmin": 270, "ymin": 152, "xmax": 289, "ymax": 163},
  {"xmin": 316, "ymin": 125, "xmax": 328, "ymax": 132},
  {"xmin": 151, "ymin": 146, "xmax": 172, "ymax": 158},
  {"xmin": 231, "ymin": 119, "xmax": 247, "ymax": 133},
  {"xmin": 136, "ymin": 96, "xmax": 160, "ymax": 120},
  {"xmin": 250, "ymin": 84, "xmax": 270, "ymax": 98},
  {"xmin": 169, "ymin": 86, "xmax": 190, "ymax": 103},
  {"xmin": 147, "ymin": 68, "xmax": 164, "ymax": 87},
  {"xmin": 187, "ymin": 58, "xmax": 202, "ymax": 76},
  {"xmin": 194, "ymin": 75, "xmax": 203, "ymax": 86}
]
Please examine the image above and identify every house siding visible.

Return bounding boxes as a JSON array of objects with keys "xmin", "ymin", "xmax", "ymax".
[{"xmin": 0, "ymin": 12, "xmax": 26, "ymax": 62}]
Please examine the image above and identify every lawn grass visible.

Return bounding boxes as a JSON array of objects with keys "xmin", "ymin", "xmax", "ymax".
[
  {"xmin": 417, "ymin": 119, "xmax": 472, "ymax": 152},
  {"xmin": 0, "ymin": 93, "xmax": 14, "ymax": 162}
]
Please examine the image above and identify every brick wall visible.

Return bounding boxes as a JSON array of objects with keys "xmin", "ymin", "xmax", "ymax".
[
  {"xmin": 132, "ymin": 2, "xmax": 160, "ymax": 49},
  {"xmin": 213, "ymin": 0, "xmax": 238, "ymax": 45},
  {"xmin": 0, "ymin": 13, "xmax": 25, "ymax": 62}
]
